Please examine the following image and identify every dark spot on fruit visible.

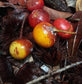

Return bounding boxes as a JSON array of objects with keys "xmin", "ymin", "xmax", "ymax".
[{"xmin": 14, "ymin": 47, "xmax": 19, "ymax": 55}]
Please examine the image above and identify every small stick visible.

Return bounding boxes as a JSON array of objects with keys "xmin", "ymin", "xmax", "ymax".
[{"xmin": 26, "ymin": 61, "xmax": 82, "ymax": 84}]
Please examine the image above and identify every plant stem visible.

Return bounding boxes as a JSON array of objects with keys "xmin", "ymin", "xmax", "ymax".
[
  {"xmin": 19, "ymin": 13, "xmax": 27, "ymax": 39},
  {"xmin": 53, "ymin": 27, "xmax": 76, "ymax": 34}
]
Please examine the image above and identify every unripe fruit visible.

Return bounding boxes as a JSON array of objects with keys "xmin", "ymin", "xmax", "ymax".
[
  {"xmin": 9, "ymin": 39, "xmax": 33, "ymax": 60},
  {"xmin": 33, "ymin": 22, "xmax": 56, "ymax": 48}
]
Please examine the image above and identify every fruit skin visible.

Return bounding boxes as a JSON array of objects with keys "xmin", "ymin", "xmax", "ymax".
[
  {"xmin": 29, "ymin": 9, "xmax": 50, "ymax": 28},
  {"xmin": 33, "ymin": 22, "xmax": 56, "ymax": 48},
  {"xmin": 53, "ymin": 18, "xmax": 73, "ymax": 38},
  {"xmin": 26, "ymin": 0, "xmax": 44, "ymax": 11},
  {"xmin": 18, "ymin": 0, "xmax": 26, "ymax": 6},
  {"xmin": 9, "ymin": 39, "xmax": 33, "ymax": 60}
]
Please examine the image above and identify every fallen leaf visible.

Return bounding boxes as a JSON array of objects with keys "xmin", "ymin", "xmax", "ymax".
[
  {"xmin": 44, "ymin": 0, "xmax": 71, "ymax": 12},
  {"xmin": 76, "ymin": 0, "xmax": 82, "ymax": 11},
  {"xmin": 43, "ymin": 6, "xmax": 73, "ymax": 20}
]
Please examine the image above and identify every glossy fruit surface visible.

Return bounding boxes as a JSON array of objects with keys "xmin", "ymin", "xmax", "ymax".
[
  {"xmin": 18, "ymin": 0, "xmax": 26, "ymax": 6},
  {"xmin": 26, "ymin": 0, "xmax": 44, "ymax": 11},
  {"xmin": 9, "ymin": 39, "xmax": 33, "ymax": 60},
  {"xmin": 53, "ymin": 18, "xmax": 73, "ymax": 38},
  {"xmin": 33, "ymin": 22, "xmax": 56, "ymax": 48},
  {"xmin": 29, "ymin": 9, "xmax": 50, "ymax": 28}
]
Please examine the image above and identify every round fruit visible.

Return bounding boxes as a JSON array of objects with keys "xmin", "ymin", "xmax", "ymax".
[
  {"xmin": 9, "ymin": 39, "xmax": 33, "ymax": 60},
  {"xmin": 26, "ymin": 0, "xmax": 44, "ymax": 11},
  {"xmin": 53, "ymin": 18, "xmax": 73, "ymax": 38},
  {"xmin": 29, "ymin": 9, "xmax": 50, "ymax": 28},
  {"xmin": 33, "ymin": 22, "xmax": 56, "ymax": 48}
]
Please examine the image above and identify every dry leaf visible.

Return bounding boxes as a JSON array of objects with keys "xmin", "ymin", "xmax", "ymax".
[
  {"xmin": 44, "ymin": 0, "xmax": 68, "ymax": 12},
  {"xmin": 76, "ymin": 0, "xmax": 82, "ymax": 11},
  {"xmin": 43, "ymin": 6, "xmax": 73, "ymax": 20}
]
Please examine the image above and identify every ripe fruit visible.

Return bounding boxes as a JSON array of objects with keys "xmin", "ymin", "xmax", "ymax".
[
  {"xmin": 9, "ymin": 39, "xmax": 33, "ymax": 60},
  {"xmin": 33, "ymin": 22, "xmax": 56, "ymax": 48},
  {"xmin": 29, "ymin": 9, "xmax": 50, "ymax": 28},
  {"xmin": 18, "ymin": 0, "xmax": 26, "ymax": 6},
  {"xmin": 26, "ymin": 0, "xmax": 44, "ymax": 11},
  {"xmin": 53, "ymin": 18, "xmax": 73, "ymax": 38}
]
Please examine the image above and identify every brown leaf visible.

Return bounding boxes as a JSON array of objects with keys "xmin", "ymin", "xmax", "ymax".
[
  {"xmin": 44, "ymin": 0, "xmax": 72, "ymax": 12},
  {"xmin": 67, "ymin": 11, "xmax": 82, "ymax": 62},
  {"xmin": 43, "ymin": 6, "xmax": 73, "ymax": 20},
  {"xmin": 76, "ymin": 0, "xmax": 82, "ymax": 11}
]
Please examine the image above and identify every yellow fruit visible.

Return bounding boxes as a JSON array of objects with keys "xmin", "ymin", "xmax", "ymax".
[
  {"xmin": 9, "ymin": 39, "xmax": 33, "ymax": 60},
  {"xmin": 33, "ymin": 22, "xmax": 56, "ymax": 48}
]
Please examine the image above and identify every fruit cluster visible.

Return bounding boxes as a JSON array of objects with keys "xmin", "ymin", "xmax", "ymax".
[{"xmin": 9, "ymin": 0, "xmax": 75, "ymax": 60}]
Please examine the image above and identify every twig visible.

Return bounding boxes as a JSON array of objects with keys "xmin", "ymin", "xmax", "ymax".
[
  {"xmin": 26, "ymin": 61, "xmax": 82, "ymax": 84},
  {"xmin": 19, "ymin": 13, "xmax": 27, "ymax": 39}
]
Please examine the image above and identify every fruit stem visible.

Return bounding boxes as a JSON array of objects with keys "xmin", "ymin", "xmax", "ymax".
[
  {"xmin": 69, "ymin": 18, "xmax": 80, "ymax": 22},
  {"xmin": 53, "ymin": 27, "xmax": 76, "ymax": 34},
  {"xmin": 19, "ymin": 13, "xmax": 27, "ymax": 39},
  {"xmin": 66, "ymin": 17, "xmax": 80, "ymax": 22}
]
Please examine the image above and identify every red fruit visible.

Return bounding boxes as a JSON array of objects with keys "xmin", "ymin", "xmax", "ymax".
[
  {"xmin": 26, "ymin": 0, "xmax": 44, "ymax": 11},
  {"xmin": 53, "ymin": 18, "xmax": 73, "ymax": 38},
  {"xmin": 18, "ymin": 0, "xmax": 26, "ymax": 6},
  {"xmin": 9, "ymin": 39, "xmax": 33, "ymax": 60},
  {"xmin": 29, "ymin": 9, "xmax": 50, "ymax": 28}
]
